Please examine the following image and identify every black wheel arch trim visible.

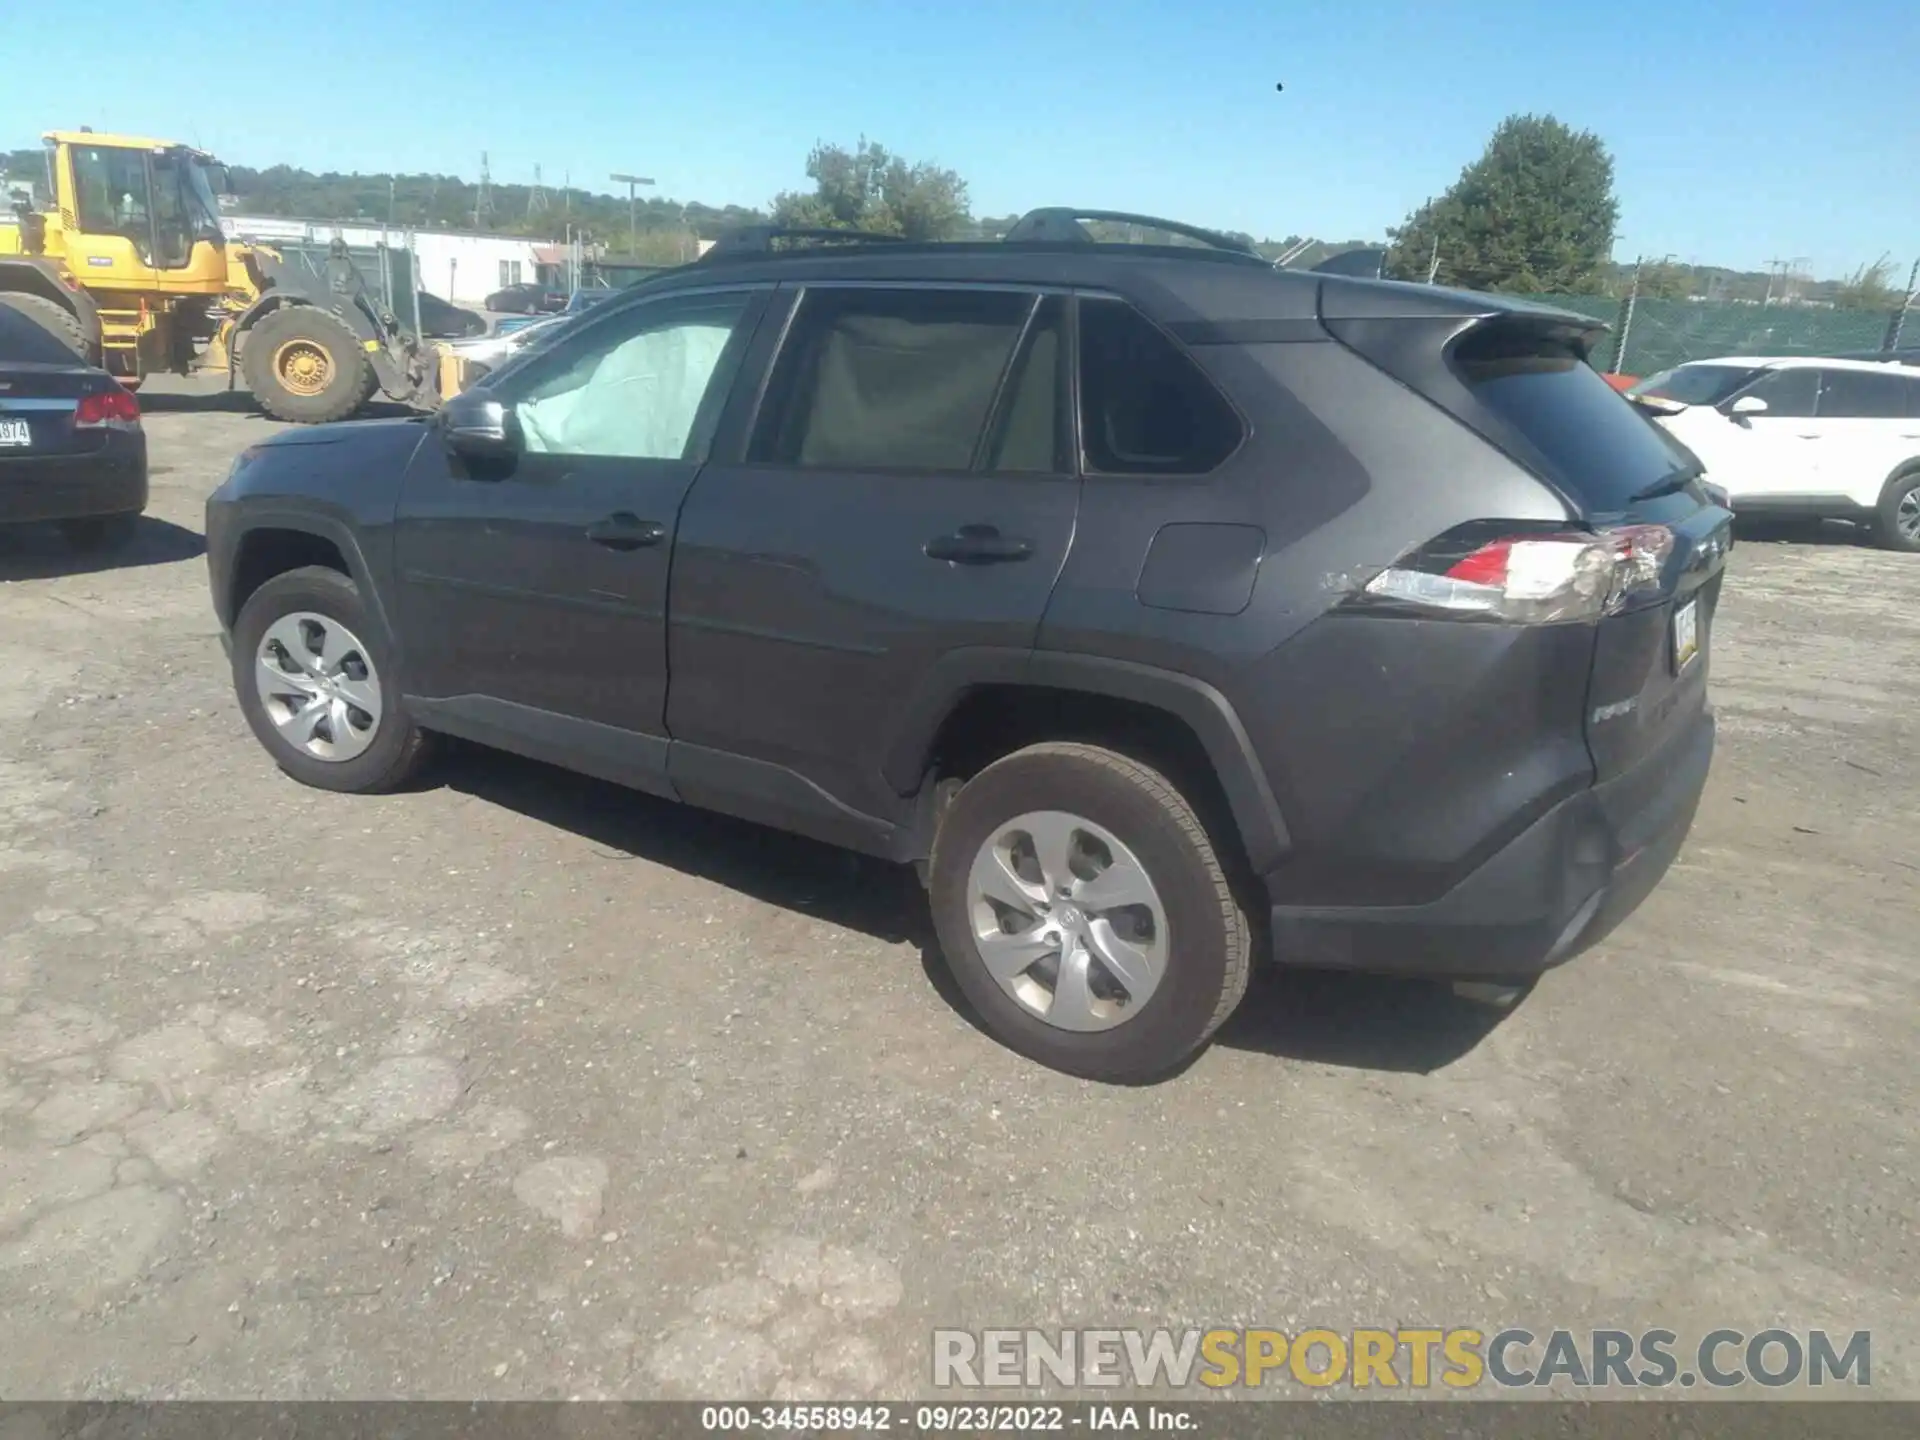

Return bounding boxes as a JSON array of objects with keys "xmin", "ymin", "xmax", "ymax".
[
  {"xmin": 1881, "ymin": 460, "xmax": 1920, "ymax": 501},
  {"xmin": 220, "ymin": 508, "xmax": 399, "ymax": 662},
  {"xmin": 881, "ymin": 647, "xmax": 1293, "ymax": 874}
]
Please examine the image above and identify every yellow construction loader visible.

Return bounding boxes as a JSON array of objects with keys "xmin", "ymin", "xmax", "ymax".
[{"xmin": 0, "ymin": 129, "xmax": 441, "ymax": 422}]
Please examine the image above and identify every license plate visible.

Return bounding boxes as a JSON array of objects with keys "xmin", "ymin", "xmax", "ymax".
[
  {"xmin": 1672, "ymin": 597, "xmax": 1700, "ymax": 672},
  {"xmin": 0, "ymin": 418, "xmax": 29, "ymax": 448}
]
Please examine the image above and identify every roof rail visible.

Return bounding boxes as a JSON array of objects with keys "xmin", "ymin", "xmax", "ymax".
[
  {"xmin": 1001, "ymin": 208, "xmax": 1259, "ymax": 257},
  {"xmin": 702, "ymin": 225, "xmax": 910, "ymax": 259}
]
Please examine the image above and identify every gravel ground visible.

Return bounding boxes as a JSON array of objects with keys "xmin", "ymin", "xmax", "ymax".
[{"xmin": 0, "ymin": 376, "xmax": 1914, "ymax": 1402}]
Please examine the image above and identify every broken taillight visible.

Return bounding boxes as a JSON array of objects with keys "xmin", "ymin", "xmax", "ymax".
[
  {"xmin": 1352, "ymin": 523, "xmax": 1674, "ymax": 624},
  {"xmin": 73, "ymin": 388, "xmax": 141, "ymax": 432}
]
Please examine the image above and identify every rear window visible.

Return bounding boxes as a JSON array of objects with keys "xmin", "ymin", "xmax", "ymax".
[
  {"xmin": 1454, "ymin": 330, "xmax": 1694, "ymax": 512},
  {"xmin": 0, "ymin": 305, "xmax": 83, "ymax": 366}
]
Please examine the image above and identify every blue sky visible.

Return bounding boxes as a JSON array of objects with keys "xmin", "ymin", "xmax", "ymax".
[{"xmin": 4, "ymin": 0, "xmax": 1914, "ymax": 278}]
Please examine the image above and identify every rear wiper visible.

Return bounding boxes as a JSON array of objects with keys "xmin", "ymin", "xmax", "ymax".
[{"xmin": 1627, "ymin": 467, "xmax": 1700, "ymax": 503}]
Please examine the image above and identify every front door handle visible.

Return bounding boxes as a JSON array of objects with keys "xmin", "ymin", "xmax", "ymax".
[
  {"xmin": 924, "ymin": 524, "xmax": 1033, "ymax": 565},
  {"xmin": 586, "ymin": 513, "xmax": 666, "ymax": 551}
]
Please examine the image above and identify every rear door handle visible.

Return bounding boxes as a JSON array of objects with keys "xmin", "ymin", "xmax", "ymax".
[
  {"xmin": 586, "ymin": 513, "xmax": 667, "ymax": 551},
  {"xmin": 924, "ymin": 524, "xmax": 1033, "ymax": 564}
]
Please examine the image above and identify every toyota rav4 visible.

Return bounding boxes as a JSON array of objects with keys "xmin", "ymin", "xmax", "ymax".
[{"xmin": 206, "ymin": 210, "xmax": 1729, "ymax": 1081}]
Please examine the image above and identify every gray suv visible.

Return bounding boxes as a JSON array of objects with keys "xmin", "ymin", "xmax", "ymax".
[{"xmin": 206, "ymin": 209, "xmax": 1729, "ymax": 1081}]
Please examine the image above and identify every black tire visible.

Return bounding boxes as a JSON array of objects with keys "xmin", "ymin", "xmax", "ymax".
[
  {"xmin": 1872, "ymin": 468, "xmax": 1920, "ymax": 553},
  {"xmin": 59, "ymin": 514, "xmax": 139, "ymax": 551},
  {"xmin": 928, "ymin": 742, "xmax": 1252, "ymax": 1083},
  {"xmin": 231, "ymin": 565, "xmax": 431, "ymax": 793},
  {"xmin": 242, "ymin": 306, "xmax": 374, "ymax": 424},
  {"xmin": 0, "ymin": 292, "xmax": 88, "ymax": 361}
]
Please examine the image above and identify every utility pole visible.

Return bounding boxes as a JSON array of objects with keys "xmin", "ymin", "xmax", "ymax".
[
  {"xmin": 474, "ymin": 151, "xmax": 493, "ymax": 230},
  {"xmin": 528, "ymin": 164, "xmax": 547, "ymax": 220},
  {"xmin": 1763, "ymin": 258, "xmax": 1786, "ymax": 307},
  {"xmin": 610, "ymin": 172, "xmax": 655, "ymax": 258}
]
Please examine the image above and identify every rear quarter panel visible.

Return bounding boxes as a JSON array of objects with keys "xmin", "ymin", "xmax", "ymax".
[{"xmin": 1037, "ymin": 336, "xmax": 1586, "ymax": 902}]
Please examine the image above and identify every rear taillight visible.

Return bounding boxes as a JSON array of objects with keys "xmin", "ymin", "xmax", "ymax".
[
  {"xmin": 74, "ymin": 388, "xmax": 141, "ymax": 431},
  {"xmin": 1352, "ymin": 523, "xmax": 1674, "ymax": 624}
]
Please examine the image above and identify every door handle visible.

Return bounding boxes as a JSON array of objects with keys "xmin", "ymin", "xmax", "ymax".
[
  {"xmin": 586, "ymin": 513, "xmax": 667, "ymax": 551},
  {"xmin": 924, "ymin": 524, "xmax": 1033, "ymax": 565}
]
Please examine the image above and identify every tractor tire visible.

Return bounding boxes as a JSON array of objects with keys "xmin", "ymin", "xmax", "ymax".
[
  {"xmin": 0, "ymin": 292, "xmax": 89, "ymax": 362},
  {"xmin": 242, "ymin": 306, "xmax": 374, "ymax": 424}
]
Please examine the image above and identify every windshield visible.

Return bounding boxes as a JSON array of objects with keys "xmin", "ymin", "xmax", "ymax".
[
  {"xmin": 140, "ymin": 150, "xmax": 224, "ymax": 268},
  {"xmin": 1628, "ymin": 363, "xmax": 1758, "ymax": 407},
  {"xmin": 181, "ymin": 155, "xmax": 225, "ymax": 242}
]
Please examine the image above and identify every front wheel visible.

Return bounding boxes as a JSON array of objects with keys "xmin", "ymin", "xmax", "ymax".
[
  {"xmin": 231, "ymin": 566, "xmax": 431, "ymax": 792},
  {"xmin": 242, "ymin": 307, "xmax": 375, "ymax": 424},
  {"xmin": 928, "ymin": 743, "xmax": 1252, "ymax": 1082},
  {"xmin": 1874, "ymin": 470, "xmax": 1920, "ymax": 553}
]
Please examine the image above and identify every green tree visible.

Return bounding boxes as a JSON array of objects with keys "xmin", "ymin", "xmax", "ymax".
[
  {"xmin": 1834, "ymin": 255, "xmax": 1898, "ymax": 312},
  {"xmin": 771, "ymin": 139, "xmax": 971, "ymax": 241},
  {"xmin": 1385, "ymin": 114, "xmax": 1619, "ymax": 293}
]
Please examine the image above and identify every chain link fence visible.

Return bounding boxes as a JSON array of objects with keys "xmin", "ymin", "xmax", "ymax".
[{"xmin": 1511, "ymin": 292, "xmax": 1911, "ymax": 377}]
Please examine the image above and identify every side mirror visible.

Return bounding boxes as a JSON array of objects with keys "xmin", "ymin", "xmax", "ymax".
[
  {"xmin": 1726, "ymin": 394, "xmax": 1769, "ymax": 417},
  {"xmin": 440, "ymin": 390, "xmax": 515, "ymax": 458}
]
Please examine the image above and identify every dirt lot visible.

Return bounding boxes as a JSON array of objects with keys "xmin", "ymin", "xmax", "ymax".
[{"xmin": 0, "ymin": 375, "xmax": 1915, "ymax": 1400}]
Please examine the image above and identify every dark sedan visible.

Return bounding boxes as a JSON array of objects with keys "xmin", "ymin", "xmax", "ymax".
[
  {"xmin": 415, "ymin": 291, "xmax": 487, "ymax": 340},
  {"xmin": 483, "ymin": 283, "xmax": 566, "ymax": 316},
  {"xmin": 0, "ymin": 305, "xmax": 148, "ymax": 550}
]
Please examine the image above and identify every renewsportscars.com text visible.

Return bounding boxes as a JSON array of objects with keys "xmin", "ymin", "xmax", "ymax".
[{"xmin": 932, "ymin": 1327, "xmax": 1871, "ymax": 1391}]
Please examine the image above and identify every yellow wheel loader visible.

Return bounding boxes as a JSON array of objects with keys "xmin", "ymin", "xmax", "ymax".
[{"xmin": 1, "ymin": 130, "xmax": 441, "ymax": 422}]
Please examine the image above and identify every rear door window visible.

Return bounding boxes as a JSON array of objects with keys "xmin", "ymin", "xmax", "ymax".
[
  {"xmin": 1453, "ymin": 328, "xmax": 1695, "ymax": 512},
  {"xmin": 1077, "ymin": 297, "xmax": 1243, "ymax": 474},
  {"xmin": 1815, "ymin": 368, "xmax": 1920, "ymax": 419},
  {"xmin": 750, "ymin": 287, "xmax": 1037, "ymax": 472}
]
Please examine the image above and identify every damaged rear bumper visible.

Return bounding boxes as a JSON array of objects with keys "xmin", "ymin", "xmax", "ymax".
[{"xmin": 1267, "ymin": 708, "xmax": 1714, "ymax": 981}]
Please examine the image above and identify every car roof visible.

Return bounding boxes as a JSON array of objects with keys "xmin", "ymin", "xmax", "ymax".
[{"xmin": 632, "ymin": 243, "xmax": 1603, "ymax": 333}]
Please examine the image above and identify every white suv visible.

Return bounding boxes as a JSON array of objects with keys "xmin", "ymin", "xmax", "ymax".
[{"xmin": 1628, "ymin": 356, "xmax": 1920, "ymax": 551}]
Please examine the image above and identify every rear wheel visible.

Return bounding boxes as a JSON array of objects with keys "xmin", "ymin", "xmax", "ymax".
[
  {"xmin": 1873, "ymin": 469, "xmax": 1920, "ymax": 553},
  {"xmin": 0, "ymin": 292, "xmax": 88, "ymax": 361},
  {"xmin": 242, "ymin": 306, "xmax": 374, "ymax": 424},
  {"xmin": 928, "ymin": 743, "xmax": 1252, "ymax": 1082}
]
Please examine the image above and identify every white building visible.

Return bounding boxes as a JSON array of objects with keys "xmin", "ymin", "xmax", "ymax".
[{"xmin": 222, "ymin": 215, "xmax": 552, "ymax": 306}]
